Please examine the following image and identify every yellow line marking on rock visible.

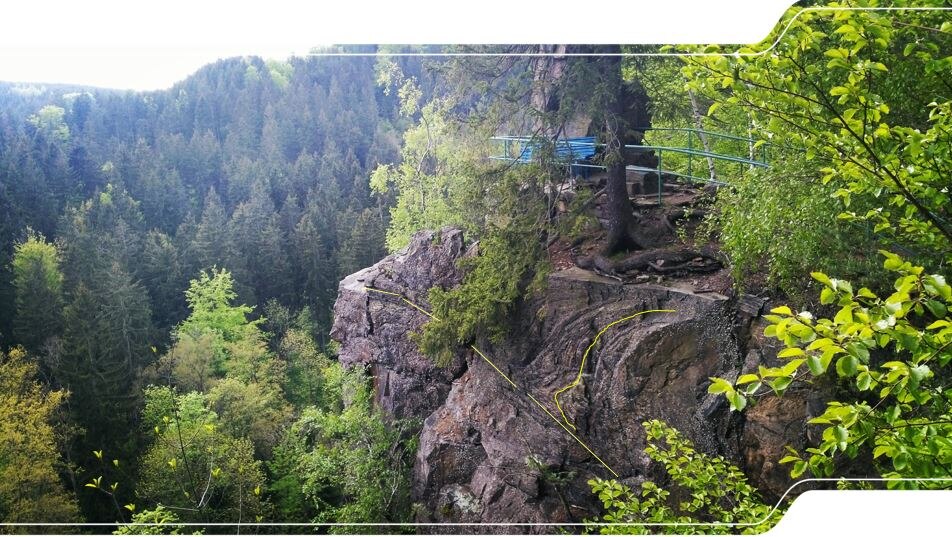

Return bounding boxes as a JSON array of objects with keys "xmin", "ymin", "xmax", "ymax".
[
  {"xmin": 364, "ymin": 285, "xmax": 619, "ymax": 477},
  {"xmin": 469, "ymin": 345, "xmax": 518, "ymax": 389},
  {"xmin": 553, "ymin": 308, "xmax": 676, "ymax": 430},
  {"xmin": 364, "ymin": 286, "xmax": 441, "ymax": 321},
  {"xmin": 523, "ymin": 393, "xmax": 618, "ymax": 477}
]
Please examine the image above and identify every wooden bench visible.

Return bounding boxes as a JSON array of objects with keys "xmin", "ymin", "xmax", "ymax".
[{"xmin": 515, "ymin": 137, "xmax": 598, "ymax": 178}]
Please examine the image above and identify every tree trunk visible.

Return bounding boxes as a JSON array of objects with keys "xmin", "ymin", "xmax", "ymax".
[
  {"xmin": 601, "ymin": 48, "xmax": 642, "ymax": 255},
  {"xmin": 688, "ymin": 89, "xmax": 717, "ymax": 182}
]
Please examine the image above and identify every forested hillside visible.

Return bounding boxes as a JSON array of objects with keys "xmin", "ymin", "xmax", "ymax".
[
  {"xmin": 0, "ymin": 52, "xmax": 431, "ymax": 527},
  {"xmin": 0, "ymin": 54, "xmax": 420, "ymax": 341}
]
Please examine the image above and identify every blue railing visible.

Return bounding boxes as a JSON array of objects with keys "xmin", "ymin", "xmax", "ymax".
[{"xmin": 490, "ymin": 127, "xmax": 770, "ymax": 204}]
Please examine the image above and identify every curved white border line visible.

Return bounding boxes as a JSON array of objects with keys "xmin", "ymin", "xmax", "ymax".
[
  {"xmin": 306, "ymin": 6, "xmax": 952, "ymax": 57},
  {"xmin": 3, "ymin": 477, "xmax": 950, "ymax": 528}
]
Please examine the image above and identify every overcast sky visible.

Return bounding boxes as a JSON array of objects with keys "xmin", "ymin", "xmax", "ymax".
[{"xmin": 0, "ymin": 0, "xmax": 795, "ymax": 91}]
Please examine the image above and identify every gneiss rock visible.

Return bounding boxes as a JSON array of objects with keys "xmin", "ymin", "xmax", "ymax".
[{"xmin": 332, "ymin": 227, "xmax": 814, "ymax": 528}]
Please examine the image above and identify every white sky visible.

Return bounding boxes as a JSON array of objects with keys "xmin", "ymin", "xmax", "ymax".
[{"xmin": 0, "ymin": 1, "xmax": 796, "ymax": 91}]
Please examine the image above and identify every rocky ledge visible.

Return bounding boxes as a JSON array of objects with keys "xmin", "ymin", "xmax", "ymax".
[{"xmin": 331, "ymin": 228, "xmax": 822, "ymax": 529}]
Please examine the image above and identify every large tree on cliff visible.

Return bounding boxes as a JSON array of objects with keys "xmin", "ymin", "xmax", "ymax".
[
  {"xmin": 522, "ymin": 44, "xmax": 647, "ymax": 253},
  {"xmin": 377, "ymin": 45, "xmax": 649, "ymax": 253},
  {"xmin": 589, "ymin": 45, "xmax": 647, "ymax": 253}
]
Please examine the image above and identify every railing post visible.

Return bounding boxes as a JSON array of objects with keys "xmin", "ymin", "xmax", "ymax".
[{"xmin": 657, "ymin": 149, "xmax": 663, "ymax": 206}]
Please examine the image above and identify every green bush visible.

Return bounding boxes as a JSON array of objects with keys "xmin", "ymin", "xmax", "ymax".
[
  {"xmin": 710, "ymin": 252, "xmax": 952, "ymax": 486},
  {"xmin": 587, "ymin": 420, "xmax": 777, "ymax": 535},
  {"xmin": 706, "ymin": 154, "xmax": 882, "ymax": 299}
]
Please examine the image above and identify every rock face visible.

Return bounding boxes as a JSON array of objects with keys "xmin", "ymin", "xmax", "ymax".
[
  {"xmin": 331, "ymin": 228, "xmax": 816, "ymax": 528},
  {"xmin": 331, "ymin": 227, "xmax": 471, "ymax": 421}
]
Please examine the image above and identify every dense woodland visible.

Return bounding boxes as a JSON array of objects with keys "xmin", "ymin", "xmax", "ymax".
[
  {"xmin": 2, "ymin": 0, "xmax": 952, "ymax": 533},
  {"xmin": 0, "ymin": 52, "xmax": 432, "ymax": 529}
]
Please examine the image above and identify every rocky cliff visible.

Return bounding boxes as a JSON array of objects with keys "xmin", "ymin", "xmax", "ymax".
[{"xmin": 331, "ymin": 227, "xmax": 820, "ymax": 529}]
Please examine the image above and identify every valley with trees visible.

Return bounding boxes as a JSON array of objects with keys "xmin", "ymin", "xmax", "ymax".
[{"xmin": 1, "ymin": 1, "xmax": 951, "ymax": 534}]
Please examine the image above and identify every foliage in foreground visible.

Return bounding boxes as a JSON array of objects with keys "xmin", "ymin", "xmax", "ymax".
[
  {"xmin": 81, "ymin": 267, "xmax": 417, "ymax": 529},
  {"xmin": 272, "ymin": 365, "xmax": 417, "ymax": 532},
  {"xmin": 136, "ymin": 387, "xmax": 268, "ymax": 524},
  {"xmin": 0, "ymin": 347, "xmax": 81, "ymax": 525},
  {"xmin": 703, "ymin": 155, "xmax": 883, "ymax": 298},
  {"xmin": 685, "ymin": 1, "xmax": 952, "ymax": 293},
  {"xmin": 710, "ymin": 253, "xmax": 952, "ymax": 485},
  {"xmin": 113, "ymin": 505, "xmax": 192, "ymax": 535},
  {"xmin": 587, "ymin": 420, "xmax": 777, "ymax": 535}
]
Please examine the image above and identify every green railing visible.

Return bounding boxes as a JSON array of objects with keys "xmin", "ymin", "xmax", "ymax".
[
  {"xmin": 638, "ymin": 127, "xmax": 769, "ymax": 187},
  {"xmin": 490, "ymin": 127, "xmax": 769, "ymax": 204}
]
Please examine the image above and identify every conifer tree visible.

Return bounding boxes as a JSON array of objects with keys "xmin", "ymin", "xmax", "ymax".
[
  {"xmin": 11, "ymin": 230, "xmax": 64, "ymax": 353},
  {"xmin": 230, "ymin": 180, "xmax": 291, "ymax": 304}
]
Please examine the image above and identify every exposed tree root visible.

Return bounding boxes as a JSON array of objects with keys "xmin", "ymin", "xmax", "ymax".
[
  {"xmin": 577, "ymin": 246, "xmax": 722, "ymax": 276},
  {"xmin": 663, "ymin": 207, "xmax": 710, "ymax": 234}
]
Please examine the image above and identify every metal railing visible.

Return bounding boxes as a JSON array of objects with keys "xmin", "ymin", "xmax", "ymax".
[{"xmin": 490, "ymin": 127, "xmax": 770, "ymax": 204}]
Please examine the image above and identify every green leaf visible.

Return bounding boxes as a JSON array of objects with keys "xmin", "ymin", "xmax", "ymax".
[
  {"xmin": 885, "ymin": 405, "xmax": 901, "ymax": 424},
  {"xmin": 836, "ymin": 355, "xmax": 858, "ymax": 377},
  {"xmin": 925, "ymin": 300, "xmax": 947, "ymax": 319},
  {"xmin": 846, "ymin": 342, "xmax": 869, "ymax": 362},
  {"xmin": 923, "ymin": 274, "xmax": 951, "ymax": 300},
  {"xmin": 807, "ymin": 338, "xmax": 834, "ymax": 351},
  {"xmin": 727, "ymin": 391, "xmax": 747, "ymax": 412},
  {"xmin": 856, "ymin": 371, "xmax": 872, "ymax": 390},
  {"xmin": 742, "ymin": 381, "xmax": 763, "ymax": 395},
  {"xmin": 770, "ymin": 306, "xmax": 793, "ymax": 316},
  {"xmin": 894, "ymin": 452, "xmax": 910, "ymax": 471},
  {"xmin": 883, "ymin": 256, "xmax": 903, "ymax": 271},
  {"xmin": 791, "ymin": 460, "xmax": 807, "ymax": 478},
  {"xmin": 834, "ymin": 306, "xmax": 854, "ymax": 325},
  {"xmin": 778, "ymin": 347, "xmax": 805, "ymax": 358},
  {"xmin": 807, "ymin": 354, "xmax": 825, "ymax": 375},
  {"xmin": 910, "ymin": 364, "xmax": 931, "ymax": 383},
  {"xmin": 770, "ymin": 376, "xmax": 793, "ymax": 394},
  {"xmin": 781, "ymin": 358, "xmax": 805, "ymax": 376},
  {"xmin": 708, "ymin": 377, "xmax": 733, "ymax": 394},
  {"xmin": 736, "ymin": 374, "xmax": 760, "ymax": 385},
  {"xmin": 834, "ymin": 425, "xmax": 848, "ymax": 443}
]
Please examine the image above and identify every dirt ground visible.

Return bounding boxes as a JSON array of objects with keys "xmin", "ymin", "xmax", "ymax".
[{"xmin": 548, "ymin": 177, "xmax": 735, "ymax": 296}]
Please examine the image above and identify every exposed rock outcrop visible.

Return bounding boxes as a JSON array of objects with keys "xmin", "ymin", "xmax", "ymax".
[{"xmin": 331, "ymin": 227, "xmax": 819, "ymax": 529}]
